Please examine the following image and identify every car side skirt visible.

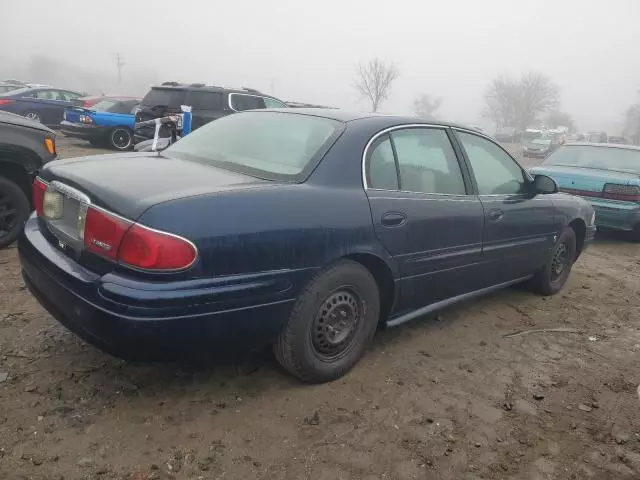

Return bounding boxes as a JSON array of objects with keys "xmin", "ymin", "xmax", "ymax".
[{"xmin": 386, "ymin": 275, "xmax": 533, "ymax": 328}]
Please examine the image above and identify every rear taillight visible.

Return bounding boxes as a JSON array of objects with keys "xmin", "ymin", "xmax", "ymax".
[
  {"xmin": 84, "ymin": 207, "xmax": 131, "ymax": 261},
  {"xmin": 32, "ymin": 177, "xmax": 47, "ymax": 216},
  {"xmin": 0, "ymin": 99, "xmax": 15, "ymax": 106},
  {"xmin": 32, "ymin": 179, "xmax": 197, "ymax": 271},
  {"xmin": 602, "ymin": 184, "xmax": 640, "ymax": 202},
  {"xmin": 118, "ymin": 224, "xmax": 198, "ymax": 270},
  {"xmin": 83, "ymin": 206, "xmax": 197, "ymax": 270}
]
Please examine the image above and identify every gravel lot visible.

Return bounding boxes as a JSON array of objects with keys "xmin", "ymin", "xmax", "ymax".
[{"xmin": 1, "ymin": 138, "xmax": 640, "ymax": 480}]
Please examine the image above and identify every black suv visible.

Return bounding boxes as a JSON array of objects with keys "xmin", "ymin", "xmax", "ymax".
[
  {"xmin": 134, "ymin": 83, "xmax": 288, "ymax": 143},
  {"xmin": 0, "ymin": 111, "xmax": 56, "ymax": 248}
]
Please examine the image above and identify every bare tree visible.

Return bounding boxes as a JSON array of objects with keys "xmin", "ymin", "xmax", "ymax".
[
  {"xmin": 483, "ymin": 72, "xmax": 559, "ymax": 130},
  {"xmin": 545, "ymin": 111, "xmax": 575, "ymax": 132},
  {"xmin": 413, "ymin": 94, "xmax": 442, "ymax": 119},
  {"xmin": 353, "ymin": 58, "xmax": 399, "ymax": 112}
]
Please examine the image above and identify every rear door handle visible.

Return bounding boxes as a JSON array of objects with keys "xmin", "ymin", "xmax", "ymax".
[
  {"xmin": 381, "ymin": 212, "xmax": 407, "ymax": 227},
  {"xmin": 488, "ymin": 209, "xmax": 504, "ymax": 222}
]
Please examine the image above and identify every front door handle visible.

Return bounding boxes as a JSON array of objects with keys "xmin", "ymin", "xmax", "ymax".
[
  {"xmin": 381, "ymin": 211, "xmax": 407, "ymax": 227},
  {"xmin": 488, "ymin": 209, "xmax": 504, "ymax": 222}
]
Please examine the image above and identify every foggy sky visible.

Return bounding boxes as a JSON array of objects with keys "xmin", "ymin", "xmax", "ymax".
[{"xmin": 2, "ymin": 0, "xmax": 639, "ymax": 132}]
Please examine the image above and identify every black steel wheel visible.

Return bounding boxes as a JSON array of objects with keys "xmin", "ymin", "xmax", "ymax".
[
  {"xmin": 273, "ymin": 260, "xmax": 380, "ymax": 383},
  {"xmin": 531, "ymin": 226, "xmax": 577, "ymax": 295},
  {"xmin": 0, "ymin": 176, "xmax": 30, "ymax": 249},
  {"xmin": 109, "ymin": 127, "xmax": 133, "ymax": 151}
]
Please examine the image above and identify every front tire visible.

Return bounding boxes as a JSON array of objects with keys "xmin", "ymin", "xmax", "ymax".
[
  {"xmin": 0, "ymin": 176, "xmax": 30, "ymax": 249},
  {"xmin": 273, "ymin": 260, "xmax": 380, "ymax": 383},
  {"xmin": 531, "ymin": 226, "xmax": 577, "ymax": 295},
  {"xmin": 109, "ymin": 127, "xmax": 133, "ymax": 151}
]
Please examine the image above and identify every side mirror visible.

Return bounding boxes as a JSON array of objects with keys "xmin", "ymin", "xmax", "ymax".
[{"xmin": 533, "ymin": 174, "xmax": 558, "ymax": 194}]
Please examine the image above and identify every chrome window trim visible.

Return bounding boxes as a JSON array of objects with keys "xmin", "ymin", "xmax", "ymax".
[{"xmin": 361, "ymin": 123, "xmax": 457, "ymax": 194}]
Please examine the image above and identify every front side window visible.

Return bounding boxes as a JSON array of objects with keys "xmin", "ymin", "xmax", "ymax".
[
  {"xmin": 458, "ymin": 131, "xmax": 526, "ymax": 195},
  {"xmin": 165, "ymin": 111, "xmax": 343, "ymax": 181},
  {"xmin": 391, "ymin": 128, "xmax": 466, "ymax": 195},
  {"xmin": 230, "ymin": 94, "xmax": 266, "ymax": 111}
]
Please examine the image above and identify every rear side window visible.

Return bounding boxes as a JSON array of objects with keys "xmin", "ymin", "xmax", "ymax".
[
  {"xmin": 367, "ymin": 135, "xmax": 399, "ymax": 190},
  {"xmin": 141, "ymin": 88, "xmax": 186, "ymax": 108},
  {"xmin": 230, "ymin": 94, "xmax": 266, "ymax": 111},
  {"xmin": 392, "ymin": 128, "xmax": 466, "ymax": 195},
  {"xmin": 188, "ymin": 91, "xmax": 224, "ymax": 110},
  {"xmin": 263, "ymin": 97, "xmax": 287, "ymax": 108}
]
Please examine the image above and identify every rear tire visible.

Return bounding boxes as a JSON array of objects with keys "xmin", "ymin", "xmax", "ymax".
[
  {"xmin": 24, "ymin": 111, "xmax": 41, "ymax": 123},
  {"xmin": 531, "ymin": 226, "xmax": 577, "ymax": 295},
  {"xmin": 273, "ymin": 260, "xmax": 380, "ymax": 383},
  {"xmin": 109, "ymin": 127, "xmax": 133, "ymax": 151},
  {"xmin": 630, "ymin": 224, "xmax": 640, "ymax": 243},
  {"xmin": 0, "ymin": 176, "xmax": 30, "ymax": 249}
]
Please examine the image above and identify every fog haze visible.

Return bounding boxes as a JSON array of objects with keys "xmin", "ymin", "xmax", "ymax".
[{"xmin": 2, "ymin": 0, "xmax": 638, "ymax": 132}]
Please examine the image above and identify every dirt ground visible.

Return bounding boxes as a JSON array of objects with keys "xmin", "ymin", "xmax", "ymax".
[{"xmin": 1, "ymin": 139, "xmax": 640, "ymax": 480}]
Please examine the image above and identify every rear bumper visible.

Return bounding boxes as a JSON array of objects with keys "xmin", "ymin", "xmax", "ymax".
[
  {"xmin": 60, "ymin": 121, "xmax": 108, "ymax": 141},
  {"xmin": 18, "ymin": 215, "xmax": 301, "ymax": 357},
  {"xmin": 590, "ymin": 199, "xmax": 640, "ymax": 231}
]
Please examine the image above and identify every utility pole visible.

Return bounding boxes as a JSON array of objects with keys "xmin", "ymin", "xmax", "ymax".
[{"xmin": 114, "ymin": 53, "xmax": 125, "ymax": 84}]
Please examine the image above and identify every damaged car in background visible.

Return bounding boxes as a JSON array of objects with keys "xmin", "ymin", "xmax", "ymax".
[{"xmin": 19, "ymin": 109, "xmax": 595, "ymax": 383}]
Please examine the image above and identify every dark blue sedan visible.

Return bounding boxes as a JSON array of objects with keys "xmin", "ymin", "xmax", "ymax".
[
  {"xmin": 0, "ymin": 87, "xmax": 84, "ymax": 127},
  {"xmin": 19, "ymin": 109, "xmax": 595, "ymax": 382}
]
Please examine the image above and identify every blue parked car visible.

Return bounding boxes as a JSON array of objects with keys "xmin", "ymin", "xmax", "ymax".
[
  {"xmin": 530, "ymin": 142, "xmax": 640, "ymax": 241},
  {"xmin": 19, "ymin": 110, "xmax": 595, "ymax": 382},
  {"xmin": 60, "ymin": 98, "xmax": 140, "ymax": 150},
  {"xmin": 0, "ymin": 87, "xmax": 84, "ymax": 127}
]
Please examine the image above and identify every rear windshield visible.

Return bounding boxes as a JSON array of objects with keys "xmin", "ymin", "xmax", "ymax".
[
  {"xmin": 164, "ymin": 111, "xmax": 344, "ymax": 181},
  {"xmin": 141, "ymin": 88, "xmax": 186, "ymax": 108},
  {"xmin": 544, "ymin": 145, "xmax": 640, "ymax": 173},
  {"xmin": 92, "ymin": 100, "xmax": 119, "ymax": 111},
  {"xmin": 523, "ymin": 131, "xmax": 542, "ymax": 140},
  {"xmin": 532, "ymin": 139, "xmax": 551, "ymax": 145}
]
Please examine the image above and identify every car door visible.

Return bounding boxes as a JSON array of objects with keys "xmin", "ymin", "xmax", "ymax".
[
  {"xmin": 364, "ymin": 126, "xmax": 485, "ymax": 316},
  {"xmin": 454, "ymin": 129, "xmax": 556, "ymax": 284}
]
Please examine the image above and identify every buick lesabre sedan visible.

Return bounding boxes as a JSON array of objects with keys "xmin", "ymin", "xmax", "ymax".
[{"xmin": 19, "ymin": 110, "xmax": 596, "ymax": 383}]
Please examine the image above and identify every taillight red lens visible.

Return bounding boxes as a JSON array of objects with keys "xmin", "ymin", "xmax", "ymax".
[
  {"xmin": 118, "ymin": 224, "xmax": 197, "ymax": 270},
  {"xmin": 602, "ymin": 184, "xmax": 640, "ymax": 202},
  {"xmin": 32, "ymin": 177, "xmax": 47, "ymax": 216},
  {"xmin": 83, "ymin": 207, "xmax": 131, "ymax": 260},
  {"xmin": 83, "ymin": 205, "xmax": 196, "ymax": 270},
  {"xmin": 0, "ymin": 99, "xmax": 15, "ymax": 106}
]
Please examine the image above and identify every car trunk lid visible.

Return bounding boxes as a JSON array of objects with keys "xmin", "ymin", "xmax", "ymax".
[{"xmin": 531, "ymin": 165, "xmax": 640, "ymax": 197}]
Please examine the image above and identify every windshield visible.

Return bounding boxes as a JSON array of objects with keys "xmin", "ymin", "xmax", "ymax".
[
  {"xmin": 164, "ymin": 111, "xmax": 344, "ymax": 181},
  {"xmin": 543, "ymin": 145, "xmax": 640, "ymax": 173},
  {"xmin": 532, "ymin": 139, "xmax": 551, "ymax": 145},
  {"xmin": 141, "ymin": 88, "xmax": 186, "ymax": 108}
]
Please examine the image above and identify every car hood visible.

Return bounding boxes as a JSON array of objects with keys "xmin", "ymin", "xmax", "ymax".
[
  {"xmin": 0, "ymin": 110, "xmax": 54, "ymax": 133},
  {"xmin": 530, "ymin": 164, "xmax": 640, "ymax": 193},
  {"xmin": 39, "ymin": 152, "xmax": 272, "ymax": 220}
]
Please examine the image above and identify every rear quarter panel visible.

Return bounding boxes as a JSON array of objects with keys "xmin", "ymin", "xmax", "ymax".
[
  {"xmin": 91, "ymin": 112, "xmax": 135, "ymax": 129},
  {"xmin": 135, "ymin": 183, "xmax": 392, "ymax": 289}
]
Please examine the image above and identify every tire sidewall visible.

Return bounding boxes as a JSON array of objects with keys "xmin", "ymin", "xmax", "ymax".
[
  {"xmin": 285, "ymin": 262, "xmax": 380, "ymax": 381},
  {"xmin": 0, "ymin": 177, "xmax": 30, "ymax": 249},
  {"xmin": 544, "ymin": 227, "xmax": 577, "ymax": 294},
  {"xmin": 110, "ymin": 127, "xmax": 133, "ymax": 151}
]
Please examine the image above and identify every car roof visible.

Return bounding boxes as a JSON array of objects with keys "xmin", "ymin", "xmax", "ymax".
[
  {"xmin": 150, "ymin": 83, "xmax": 281, "ymax": 98},
  {"xmin": 256, "ymin": 108, "xmax": 485, "ymax": 131},
  {"xmin": 562, "ymin": 142, "xmax": 640, "ymax": 151}
]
